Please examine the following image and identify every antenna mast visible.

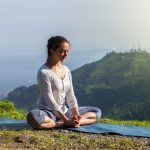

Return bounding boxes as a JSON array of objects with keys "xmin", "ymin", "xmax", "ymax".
[{"xmin": 138, "ymin": 40, "xmax": 141, "ymax": 50}]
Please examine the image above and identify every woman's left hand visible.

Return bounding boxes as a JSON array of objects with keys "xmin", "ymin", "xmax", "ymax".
[
  {"xmin": 71, "ymin": 114, "xmax": 83, "ymax": 128},
  {"xmin": 72, "ymin": 115, "xmax": 82, "ymax": 121}
]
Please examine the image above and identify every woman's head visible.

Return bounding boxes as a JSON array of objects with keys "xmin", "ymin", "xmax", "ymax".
[
  {"xmin": 47, "ymin": 36, "xmax": 70, "ymax": 62},
  {"xmin": 47, "ymin": 36, "xmax": 69, "ymax": 54}
]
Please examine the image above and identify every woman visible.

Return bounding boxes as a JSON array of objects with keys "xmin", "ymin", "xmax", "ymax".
[{"xmin": 27, "ymin": 36, "xmax": 101, "ymax": 129}]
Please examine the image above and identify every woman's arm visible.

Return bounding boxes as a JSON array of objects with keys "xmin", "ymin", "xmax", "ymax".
[
  {"xmin": 65, "ymin": 68, "xmax": 80, "ymax": 117},
  {"xmin": 71, "ymin": 107, "xmax": 80, "ymax": 116}
]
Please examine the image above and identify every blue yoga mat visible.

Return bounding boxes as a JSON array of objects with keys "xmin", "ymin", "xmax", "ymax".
[
  {"xmin": 69, "ymin": 123, "xmax": 150, "ymax": 137},
  {"xmin": 0, "ymin": 118, "xmax": 31, "ymax": 130},
  {"xmin": 0, "ymin": 118, "xmax": 150, "ymax": 137}
]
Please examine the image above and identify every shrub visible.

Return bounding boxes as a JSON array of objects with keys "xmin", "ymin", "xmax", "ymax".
[{"xmin": 0, "ymin": 99, "xmax": 27, "ymax": 119}]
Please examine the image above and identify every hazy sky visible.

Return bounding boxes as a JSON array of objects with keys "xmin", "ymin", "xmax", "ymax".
[{"xmin": 0, "ymin": 0, "xmax": 150, "ymax": 56}]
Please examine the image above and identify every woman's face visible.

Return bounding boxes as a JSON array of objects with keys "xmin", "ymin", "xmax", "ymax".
[{"xmin": 53, "ymin": 42, "xmax": 70, "ymax": 62}]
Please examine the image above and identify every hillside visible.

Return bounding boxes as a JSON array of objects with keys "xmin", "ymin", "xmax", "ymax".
[
  {"xmin": 72, "ymin": 50, "xmax": 150, "ymax": 120},
  {"xmin": 6, "ymin": 50, "xmax": 150, "ymax": 120},
  {"xmin": 7, "ymin": 85, "xmax": 39, "ymax": 110}
]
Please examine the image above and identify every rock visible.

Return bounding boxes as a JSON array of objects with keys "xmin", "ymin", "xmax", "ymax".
[
  {"xmin": 14, "ymin": 135, "xmax": 31, "ymax": 143},
  {"xmin": 59, "ymin": 129, "xmax": 69, "ymax": 133}
]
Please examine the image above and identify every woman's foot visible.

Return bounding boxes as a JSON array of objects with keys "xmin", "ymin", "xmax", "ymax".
[
  {"xmin": 37, "ymin": 116, "xmax": 80, "ymax": 129},
  {"xmin": 77, "ymin": 112, "xmax": 97, "ymax": 126}
]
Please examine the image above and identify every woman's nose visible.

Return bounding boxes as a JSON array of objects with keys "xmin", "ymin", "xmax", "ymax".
[{"xmin": 65, "ymin": 52, "xmax": 68, "ymax": 56}]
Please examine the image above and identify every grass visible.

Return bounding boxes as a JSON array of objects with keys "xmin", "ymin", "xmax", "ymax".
[
  {"xmin": 99, "ymin": 118, "xmax": 150, "ymax": 127},
  {"xmin": 0, "ymin": 129, "xmax": 149, "ymax": 150},
  {"xmin": 0, "ymin": 99, "xmax": 27, "ymax": 120},
  {"xmin": 0, "ymin": 99, "xmax": 150, "ymax": 149}
]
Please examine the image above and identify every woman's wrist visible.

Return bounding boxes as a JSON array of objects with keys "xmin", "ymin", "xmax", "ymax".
[
  {"xmin": 71, "ymin": 107, "xmax": 80, "ymax": 116},
  {"xmin": 57, "ymin": 111, "xmax": 69, "ymax": 122}
]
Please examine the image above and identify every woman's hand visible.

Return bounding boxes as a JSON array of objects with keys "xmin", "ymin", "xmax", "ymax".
[
  {"xmin": 72, "ymin": 115, "xmax": 82, "ymax": 121},
  {"xmin": 57, "ymin": 111, "xmax": 80, "ymax": 128},
  {"xmin": 71, "ymin": 114, "xmax": 83, "ymax": 128}
]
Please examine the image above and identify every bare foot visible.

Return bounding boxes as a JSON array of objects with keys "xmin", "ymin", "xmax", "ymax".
[{"xmin": 63, "ymin": 119, "xmax": 80, "ymax": 128}]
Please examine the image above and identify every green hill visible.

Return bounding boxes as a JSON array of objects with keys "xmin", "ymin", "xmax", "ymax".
[
  {"xmin": 7, "ymin": 85, "xmax": 39, "ymax": 111},
  {"xmin": 6, "ymin": 50, "xmax": 150, "ymax": 120},
  {"xmin": 72, "ymin": 50, "xmax": 150, "ymax": 120}
]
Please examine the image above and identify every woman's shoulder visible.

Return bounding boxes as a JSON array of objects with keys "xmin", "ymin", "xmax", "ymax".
[
  {"xmin": 37, "ymin": 64, "xmax": 52, "ymax": 77},
  {"xmin": 63, "ymin": 65, "xmax": 71, "ymax": 73}
]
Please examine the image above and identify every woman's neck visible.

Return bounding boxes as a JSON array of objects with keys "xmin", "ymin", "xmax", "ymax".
[{"xmin": 46, "ymin": 56, "xmax": 62, "ymax": 68}]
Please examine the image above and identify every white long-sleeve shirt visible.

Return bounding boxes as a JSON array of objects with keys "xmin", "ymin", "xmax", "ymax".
[{"xmin": 36, "ymin": 64, "xmax": 78, "ymax": 117}]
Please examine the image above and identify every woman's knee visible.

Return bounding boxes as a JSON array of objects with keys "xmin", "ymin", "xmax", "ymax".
[
  {"xmin": 88, "ymin": 109, "xmax": 102, "ymax": 120},
  {"xmin": 26, "ymin": 110, "xmax": 45, "ymax": 129},
  {"xmin": 79, "ymin": 106, "xmax": 102, "ymax": 120},
  {"xmin": 86, "ymin": 106, "xmax": 102, "ymax": 120},
  {"xmin": 94, "ymin": 107, "xmax": 102, "ymax": 120}
]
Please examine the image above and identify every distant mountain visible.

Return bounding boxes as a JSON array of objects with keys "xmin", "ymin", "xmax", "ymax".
[
  {"xmin": 7, "ymin": 85, "xmax": 39, "ymax": 110},
  {"xmin": 6, "ymin": 50, "xmax": 150, "ymax": 120}
]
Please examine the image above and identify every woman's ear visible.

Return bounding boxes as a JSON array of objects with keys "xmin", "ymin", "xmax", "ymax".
[{"xmin": 50, "ymin": 49, "xmax": 54, "ymax": 55}]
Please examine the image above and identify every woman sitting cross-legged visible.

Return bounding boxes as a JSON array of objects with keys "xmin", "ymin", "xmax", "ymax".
[{"xmin": 27, "ymin": 36, "xmax": 102, "ymax": 129}]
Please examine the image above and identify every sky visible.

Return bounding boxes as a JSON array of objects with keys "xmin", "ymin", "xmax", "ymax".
[
  {"xmin": 0, "ymin": 0, "xmax": 150, "ymax": 57},
  {"xmin": 0, "ymin": 0, "xmax": 150, "ymax": 96}
]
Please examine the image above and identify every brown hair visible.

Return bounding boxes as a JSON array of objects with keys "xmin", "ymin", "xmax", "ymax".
[{"xmin": 47, "ymin": 36, "xmax": 70, "ymax": 56}]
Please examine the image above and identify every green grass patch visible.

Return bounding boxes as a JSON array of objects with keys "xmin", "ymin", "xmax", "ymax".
[
  {"xmin": 0, "ymin": 129, "xmax": 148, "ymax": 150},
  {"xmin": 99, "ymin": 118, "xmax": 150, "ymax": 127},
  {"xmin": 0, "ymin": 99, "xmax": 27, "ymax": 120}
]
